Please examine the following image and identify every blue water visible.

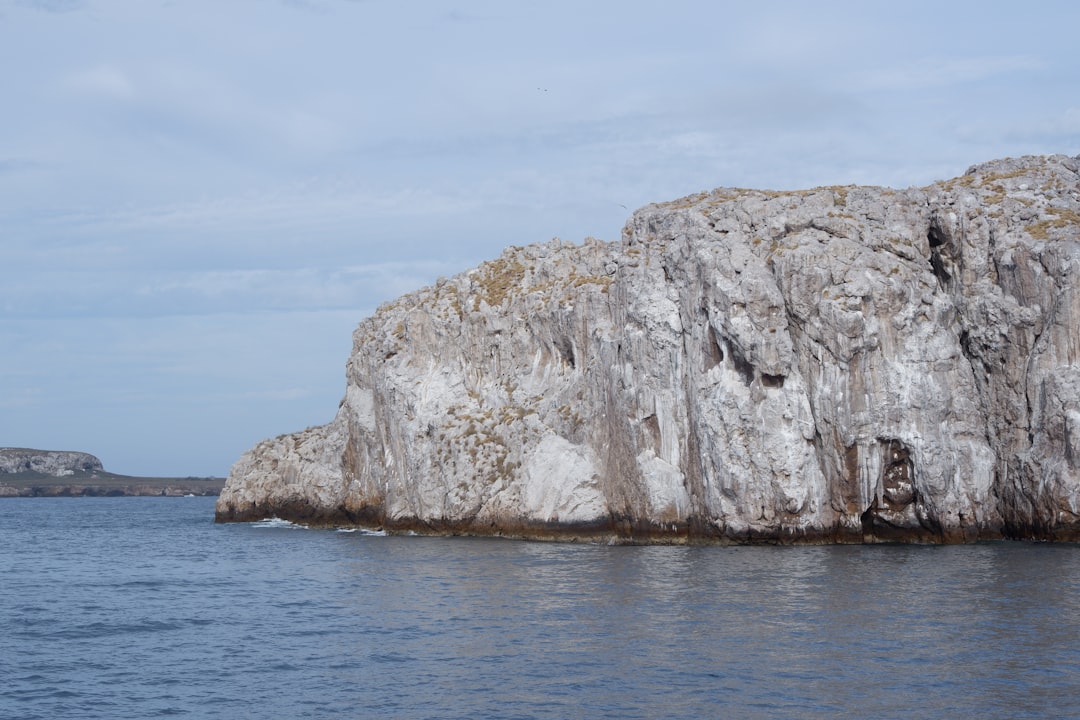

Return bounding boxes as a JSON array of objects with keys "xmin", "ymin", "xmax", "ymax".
[{"xmin": 2, "ymin": 497, "xmax": 1080, "ymax": 719}]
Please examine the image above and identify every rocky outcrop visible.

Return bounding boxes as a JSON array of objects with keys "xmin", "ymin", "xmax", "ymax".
[
  {"xmin": 216, "ymin": 154, "xmax": 1080, "ymax": 543},
  {"xmin": 0, "ymin": 448, "xmax": 103, "ymax": 476}
]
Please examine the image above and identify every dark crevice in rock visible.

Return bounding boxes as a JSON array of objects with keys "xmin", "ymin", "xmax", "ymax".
[
  {"xmin": 956, "ymin": 327, "xmax": 1001, "ymax": 465},
  {"xmin": 728, "ymin": 343, "xmax": 755, "ymax": 387},
  {"xmin": 957, "ymin": 329, "xmax": 994, "ymax": 403},
  {"xmin": 927, "ymin": 219, "xmax": 956, "ymax": 289},
  {"xmin": 929, "ymin": 249, "xmax": 951, "ymax": 286},
  {"xmin": 555, "ymin": 337, "xmax": 576, "ymax": 369}
]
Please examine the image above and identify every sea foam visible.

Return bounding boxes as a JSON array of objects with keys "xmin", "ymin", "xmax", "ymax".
[{"xmin": 251, "ymin": 517, "xmax": 307, "ymax": 530}]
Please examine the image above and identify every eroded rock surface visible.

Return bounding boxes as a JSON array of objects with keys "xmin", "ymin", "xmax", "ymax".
[{"xmin": 217, "ymin": 154, "xmax": 1080, "ymax": 543}]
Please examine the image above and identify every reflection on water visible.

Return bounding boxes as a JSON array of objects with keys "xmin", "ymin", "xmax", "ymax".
[{"xmin": 2, "ymin": 498, "xmax": 1079, "ymax": 719}]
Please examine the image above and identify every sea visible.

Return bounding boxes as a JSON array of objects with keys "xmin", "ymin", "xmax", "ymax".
[{"xmin": 2, "ymin": 497, "xmax": 1079, "ymax": 720}]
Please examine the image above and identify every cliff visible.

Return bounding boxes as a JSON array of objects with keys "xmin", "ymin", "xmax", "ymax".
[
  {"xmin": 0, "ymin": 447, "xmax": 103, "ymax": 476},
  {"xmin": 216, "ymin": 154, "xmax": 1080, "ymax": 543}
]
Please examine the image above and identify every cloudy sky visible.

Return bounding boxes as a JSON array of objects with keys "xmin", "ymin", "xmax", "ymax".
[{"xmin": 2, "ymin": 0, "xmax": 1078, "ymax": 477}]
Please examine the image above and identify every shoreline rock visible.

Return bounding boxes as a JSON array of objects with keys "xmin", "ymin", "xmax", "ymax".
[{"xmin": 216, "ymin": 154, "xmax": 1080, "ymax": 544}]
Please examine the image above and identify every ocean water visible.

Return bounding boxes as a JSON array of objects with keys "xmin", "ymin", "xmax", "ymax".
[{"xmin": 2, "ymin": 498, "xmax": 1080, "ymax": 719}]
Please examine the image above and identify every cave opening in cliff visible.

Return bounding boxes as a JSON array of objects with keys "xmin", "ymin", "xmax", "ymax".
[
  {"xmin": 760, "ymin": 373, "xmax": 785, "ymax": 389},
  {"xmin": 927, "ymin": 225, "xmax": 947, "ymax": 247},
  {"xmin": 860, "ymin": 503, "xmax": 876, "ymax": 538}
]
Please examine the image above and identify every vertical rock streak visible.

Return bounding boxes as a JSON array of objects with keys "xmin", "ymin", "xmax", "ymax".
[{"xmin": 217, "ymin": 155, "xmax": 1080, "ymax": 543}]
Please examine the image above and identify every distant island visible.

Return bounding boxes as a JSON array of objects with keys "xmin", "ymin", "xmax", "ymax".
[{"xmin": 0, "ymin": 447, "xmax": 223, "ymax": 497}]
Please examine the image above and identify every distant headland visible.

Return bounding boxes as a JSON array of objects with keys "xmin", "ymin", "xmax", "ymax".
[{"xmin": 0, "ymin": 447, "xmax": 223, "ymax": 497}]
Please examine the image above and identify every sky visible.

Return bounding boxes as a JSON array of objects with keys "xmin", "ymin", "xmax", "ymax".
[{"xmin": 2, "ymin": 0, "xmax": 1078, "ymax": 477}]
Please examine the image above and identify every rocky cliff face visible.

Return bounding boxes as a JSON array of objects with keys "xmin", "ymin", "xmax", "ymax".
[
  {"xmin": 217, "ymin": 154, "xmax": 1080, "ymax": 543},
  {"xmin": 0, "ymin": 448, "xmax": 104, "ymax": 476}
]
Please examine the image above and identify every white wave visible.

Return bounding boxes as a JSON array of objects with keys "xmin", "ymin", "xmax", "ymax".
[
  {"xmin": 250, "ymin": 517, "xmax": 308, "ymax": 530},
  {"xmin": 335, "ymin": 527, "xmax": 387, "ymax": 536}
]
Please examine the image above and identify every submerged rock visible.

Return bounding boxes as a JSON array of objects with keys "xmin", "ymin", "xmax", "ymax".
[{"xmin": 216, "ymin": 154, "xmax": 1080, "ymax": 543}]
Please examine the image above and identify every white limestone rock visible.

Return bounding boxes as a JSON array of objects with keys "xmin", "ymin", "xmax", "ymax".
[
  {"xmin": 0, "ymin": 448, "xmax": 103, "ymax": 476},
  {"xmin": 217, "ymin": 154, "xmax": 1080, "ymax": 543}
]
